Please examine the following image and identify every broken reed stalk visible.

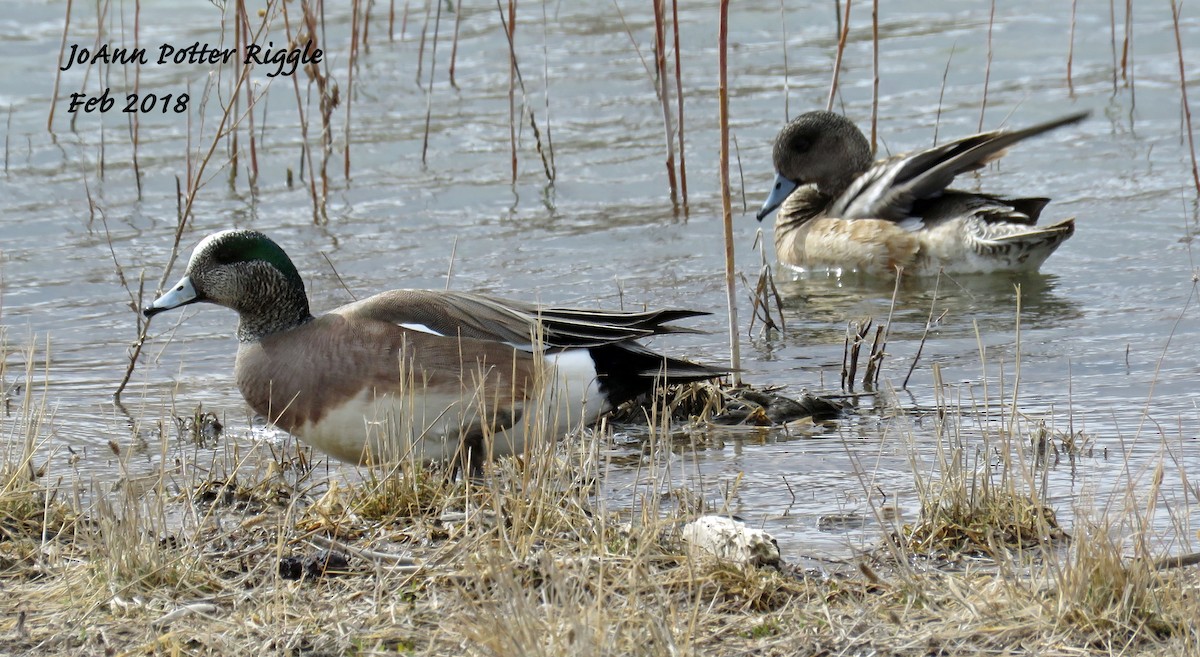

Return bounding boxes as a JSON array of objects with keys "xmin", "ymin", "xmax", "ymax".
[
  {"xmin": 978, "ymin": 0, "xmax": 995, "ymax": 131},
  {"xmin": 870, "ymin": 0, "xmax": 878, "ymax": 153},
  {"xmin": 421, "ymin": 0, "xmax": 443, "ymax": 166},
  {"xmin": 671, "ymin": 0, "xmax": 687, "ymax": 213},
  {"xmin": 744, "ymin": 230, "xmax": 784, "ymax": 336},
  {"xmin": 827, "ymin": 0, "xmax": 851, "ymax": 112},
  {"xmin": 717, "ymin": 0, "xmax": 741, "ymax": 384},
  {"xmin": 1169, "ymin": 0, "xmax": 1200, "ymax": 195},
  {"xmin": 1067, "ymin": 0, "xmax": 1077, "ymax": 95},
  {"xmin": 651, "ymin": 0, "xmax": 679, "ymax": 209},
  {"xmin": 841, "ymin": 318, "xmax": 871, "ymax": 393},
  {"xmin": 388, "ymin": 0, "xmax": 395, "ymax": 41}
]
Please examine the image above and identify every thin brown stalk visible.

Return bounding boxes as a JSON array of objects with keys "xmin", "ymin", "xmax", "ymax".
[
  {"xmin": 978, "ymin": 0, "xmax": 994, "ymax": 132},
  {"xmin": 421, "ymin": 0, "xmax": 443, "ymax": 166},
  {"xmin": 416, "ymin": 0, "xmax": 430, "ymax": 86},
  {"xmin": 671, "ymin": 0, "xmax": 687, "ymax": 213},
  {"xmin": 611, "ymin": 0, "xmax": 655, "ymax": 81},
  {"xmin": 282, "ymin": 0, "xmax": 322, "ymax": 221},
  {"xmin": 933, "ymin": 44, "xmax": 955, "ymax": 146},
  {"xmin": 539, "ymin": 0, "xmax": 554, "ymax": 177},
  {"xmin": 1108, "ymin": 0, "xmax": 1118, "ymax": 93},
  {"xmin": 904, "ymin": 275, "xmax": 945, "ymax": 389},
  {"xmin": 238, "ymin": 0, "xmax": 259, "ymax": 187},
  {"xmin": 718, "ymin": 0, "xmax": 740, "ymax": 384},
  {"xmin": 732, "ymin": 133, "xmax": 746, "ymax": 213},
  {"xmin": 1120, "ymin": 0, "xmax": 1131, "ymax": 83},
  {"xmin": 1170, "ymin": 0, "xmax": 1199, "ymax": 195},
  {"xmin": 1067, "ymin": 0, "xmax": 1077, "ymax": 95},
  {"xmin": 827, "ymin": 0, "xmax": 851, "ymax": 112},
  {"xmin": 508, "ymin": 0, "xmax": 517, "ymax": 184},
  {"xmin": 493, "ymin": 0, "xmax": 554, "ymax": 181},
  {"xmin": 652, "ymin": 0, "xmax": 679, "ymax": 208},
  {"xmin": 779, "ymin": 0, "xmax": 789, "ymax": 120},
  {"xmin": 449, "ymin": 0, "xmax": 463, "ymax": 89},
  {"xmin": 389, "ymin": 0, "xmax": 395, "ymax": 42},
  {"xmin": 130, "ymin": 0, "xmax": 143, "ymax": 198},
  {"xmin": 363, "ymin": 0, "xmax": 372, "ymax": 50},
  {"xmin": 346, "ymin": 0, "xmax": 362, "ymax": 180},
  {"xmin": 870, "ymin": 0, "xmax": 878, "ymax": 154},
  {"xmin": 47, "ymin": 0, "xmax": 74, "ymax": 132}
]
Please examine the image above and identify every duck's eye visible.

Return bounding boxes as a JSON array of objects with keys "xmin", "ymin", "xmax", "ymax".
[{"xmin": 792, "ymin": 139, "xmax": 811, "ymax": 152}]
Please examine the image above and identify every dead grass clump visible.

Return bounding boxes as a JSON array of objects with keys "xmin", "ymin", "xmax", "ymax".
[
  {"xmin": 0, "ymin": 465, "xmax": 78, "ymax": 545},
  {"xmin": 900, "ymin": 491, "xmax": 1066, "ymax": 559},
  {"xmin": 1051, "ymin": 517, "xmax": 1184, "ymax": 644},
  {"xmin": 682, "ymin": 562, "xmax": 810, "ymax": 612}
]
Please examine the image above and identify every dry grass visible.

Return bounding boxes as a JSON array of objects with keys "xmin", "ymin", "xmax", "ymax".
[{"xmin": 3, "ymin": 328, "xmax": 1200, "ymax": 657}]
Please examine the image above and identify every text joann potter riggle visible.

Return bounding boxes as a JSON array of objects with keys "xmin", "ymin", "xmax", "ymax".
[{"xmin": 58, "ymin": 40, "xmax": 323, "ymax": 114}]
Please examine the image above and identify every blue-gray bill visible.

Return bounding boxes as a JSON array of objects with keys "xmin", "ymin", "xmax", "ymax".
[
  {"xmin": 756, "ymin": 172, "xmax": 799, "ymax": 221},
  {"xmin": 144, "ymin": 276, "xmax": 198, "ymax": 318}
]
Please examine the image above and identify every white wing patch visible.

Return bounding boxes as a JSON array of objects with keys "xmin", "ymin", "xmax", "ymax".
[{"xmin": 397, "ymin": 322, "xmax": 444, "ymax": 336}]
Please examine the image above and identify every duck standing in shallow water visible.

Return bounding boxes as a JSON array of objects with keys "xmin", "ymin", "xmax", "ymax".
[
  {"xmin": 756, "ymin": 110, "xmax": 1087, "ymax": 276},
  {"xmin": 144, "ymin": 229, "xmax": 724, "ymax": 473}
]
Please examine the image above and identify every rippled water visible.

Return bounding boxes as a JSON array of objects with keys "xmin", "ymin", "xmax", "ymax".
[{"xmin": 2, "ymin": 1, "xmax": 1198, "ymax": 562}]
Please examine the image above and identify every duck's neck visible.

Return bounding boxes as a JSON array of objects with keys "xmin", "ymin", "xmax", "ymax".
[{"xmin": 235, "ymin": 272, "xmax": 314, "ymax": 342}]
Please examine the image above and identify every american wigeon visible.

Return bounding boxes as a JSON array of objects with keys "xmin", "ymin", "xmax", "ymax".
[
  {"xmin": 756, "ymin": 110, "xmax": 1087, "ymax": 276},
  {"xmin": 144, "ymin": 229, "xmax": 724, "ymax": 472}
]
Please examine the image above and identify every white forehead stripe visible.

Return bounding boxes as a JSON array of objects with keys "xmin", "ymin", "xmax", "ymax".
[{"xmin": 189, "ymin": 230, "xmax": 236, "ymax": 269}]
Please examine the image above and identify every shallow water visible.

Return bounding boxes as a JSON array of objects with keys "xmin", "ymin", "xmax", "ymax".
[{"xmin": 2, "ymin": 1, "xmax": 1199, "ymax": 563}]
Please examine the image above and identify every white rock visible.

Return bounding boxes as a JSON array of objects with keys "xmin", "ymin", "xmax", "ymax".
[{"xmin": 681, "ymin": 515, "xmax": 781, "ymax": 567}]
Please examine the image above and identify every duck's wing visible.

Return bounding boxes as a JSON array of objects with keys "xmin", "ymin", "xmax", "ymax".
[
  {"xmin": 830, "ymin": 111, "xmax": 1088, "ymax": 222},
  {"xmin": 341, "ymin": 290, "xmax": 709, "ymax": 350}
]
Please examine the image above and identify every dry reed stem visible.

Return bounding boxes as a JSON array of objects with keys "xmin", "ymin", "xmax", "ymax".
[
  {"xmin": 717, "ymin": 0, "xmax": 740, "ymax": 385},
  {"xmin": 345, "ymin": 0, "xmax": 361, "ymax": 179},
  {"xmin": 1067, "ymin": 0, "xmax": 1077, "ymax": 95},
  {"xmin": 651, "ymin": 0, "xmax": 679, "ymax": 209},
  {"xmin": 420, "ymin": 0, "xmax": 442, "ymax": 166},
  {"xmin": 47, "ymin": 0, "xmax": 74, "ymax": 131},
  {"xmin": 827, "ymin": 0, "xmax": 851, "ymax": 112},
  {"xmin": 1169, "ymin": 0, "xmax": 1200, "ymax": 195},
  {"xmin": 449, "ymin": 0, "xmax": 463, "ymax": 89},
  {"xmin": 870, "ymin": 0, "xmax": 878, "ymax": 154},
  {"xmin": 493, "ymin": 0, "xmax": 554, "ymax": 181},
  {"xmin": 778, "ymin": 0, "xmax": 789, "ymax": 120},
  {"xmin": 671, "ymin": 0, "xmax": 687, "ymax": 212},
  {"xmin": 507, "ymin": 0, "xmax": 517, "ymax": 184},
  {"xmin": 978, "ymin": 0, "xmax": 995, "ymax": 131}
]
